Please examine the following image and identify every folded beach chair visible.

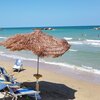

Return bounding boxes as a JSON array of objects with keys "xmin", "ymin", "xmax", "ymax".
[
  {"xmin": 3, "ymin": 74, "xmax": 21, "ymax": 86},
  {"xmin": 0, "ymin": 82, "xmax": 41, "ymax": 100},
  {"xmin": 0, "ymin": 67, "xmax": 16, "ymax": 82},
  {"xmin": 13, "ymin": 59, "xmax": 23, "ymax": 72},
  {"xmin": 0, "ymin": 67, "xmax": 20, "ymax": 86}
]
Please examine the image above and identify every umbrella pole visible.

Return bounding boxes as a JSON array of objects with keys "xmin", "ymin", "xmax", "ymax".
[
  {"xmin": 36, "ymin": 56, "xmax": 39, "ymax": 91},
  {"xmin": 37, "ymin": 56, "xmax": 39, "ymax": 75},
  {"xmin": 36, "ymin": 78, "xmax": 39, "ymax": 92},
  {"xmin": 34, "ymin": 56, "xmax": 42, "ymax": 92}
]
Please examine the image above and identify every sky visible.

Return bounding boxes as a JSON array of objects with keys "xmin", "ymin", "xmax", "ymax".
[{"xmin": 0, "ymin": 0, "xmax": 100, "ymax": 27}]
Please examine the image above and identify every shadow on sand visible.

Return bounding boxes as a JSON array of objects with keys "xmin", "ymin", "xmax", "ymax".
[
  {"xmin": 13, "ymin": 68, "xmax": 26, "ymax": 72},
  {"xmin": 22, "ymin": 81, "xmax": 77, "ymax": 100}
]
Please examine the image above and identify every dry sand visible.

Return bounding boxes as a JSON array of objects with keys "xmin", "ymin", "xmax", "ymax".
[{"xmin": 0, "ymin": 57, "xmax": 100, "ymax": 100}]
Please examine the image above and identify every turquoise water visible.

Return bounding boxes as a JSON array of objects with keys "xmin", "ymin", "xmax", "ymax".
[{"xmin": 0, "ymin": 26, "xmax": 100, "ymax": 74}]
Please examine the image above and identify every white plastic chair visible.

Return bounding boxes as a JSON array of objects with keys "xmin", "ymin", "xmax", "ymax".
[{"xmin": 13, "ymin": 59, "xmax": 23, "ymax": 72}]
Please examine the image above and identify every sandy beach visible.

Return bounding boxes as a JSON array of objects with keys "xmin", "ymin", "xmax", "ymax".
[
  {"xmin": 0, "ymin": 0, "xmax": 100, "ymax": 99},
  {"xmin": 0, "ymin": 56, "xmax": 100, "ymax": 100}
]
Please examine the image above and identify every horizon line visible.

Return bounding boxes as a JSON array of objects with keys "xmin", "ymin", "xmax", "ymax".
[{"xmin": 0, "ymin": 25, "xmax": 100, "ymax": 28}]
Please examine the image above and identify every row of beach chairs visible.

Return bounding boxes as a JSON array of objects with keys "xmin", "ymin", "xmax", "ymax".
[{"xmin": 0, "ymin": 66, "xmax": 41, "ymax": 100}]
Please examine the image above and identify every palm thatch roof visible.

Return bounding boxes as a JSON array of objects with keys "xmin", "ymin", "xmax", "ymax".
[{"xmin": 0, "ymin": 30, "xmax": 70, "ymax": 58}]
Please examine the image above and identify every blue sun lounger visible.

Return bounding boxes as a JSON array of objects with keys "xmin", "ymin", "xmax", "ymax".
[
  {"xmin": 0, "ymin": 67, "xmax": 17, "ymax": 84},
  {"xmin": 8, "ymin": 87, "xmax": 41, "ymax": 100},
  {"xmin": 0, "ymin": 82, "xmax": 41, "ymax": 100}
]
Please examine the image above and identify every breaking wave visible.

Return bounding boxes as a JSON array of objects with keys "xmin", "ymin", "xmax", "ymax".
[
  {"xmin": 0, "ymin": 36, "xmax": 7, "ymax": 39},
  {"xmin": 69, "ymin": 49, "xmax": 78, "ymax": 52},
  {"xmin": 64, "ymin": 37, "xmax": 72, "ymax": 40},
  {"xmin": 66, "ymin": 39, "xmax": 100, "ymax": 47}
]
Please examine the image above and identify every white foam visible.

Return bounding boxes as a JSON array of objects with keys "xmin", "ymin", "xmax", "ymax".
[
  {"xmin": 86, "ymin": 39, "xmax": 100, "ymax": 43},
  {"xmin": 0, "ymin": 52, "xmax": 100, "ymax": 75},
  {"xmin": 0, "ymin": 36, "xmax": 7, "ymax": 39},
  {"xmin": 69, "ymin": 39, "xmax": 100, "ymax": 47},
  {"xmin": 0, "ymin": 53, "xmax": 37, "ymax": 61},
  {"xmin": 43, "ymin": 61, "xmax": 75, "ymax": 69},
  {"xmin": 43, "ymin": 61, "xmax": 100, "ymax": 75},
  {"xmin": 64, "ymin": 37, "xmax": 72, "ymax": 40},
  {"xmin": 69, "ymin": 41, "xmax": 83, "ymax": 45},
  {"xmin": 69, "ymin": 49, "xmax": 78, "ymax": 52},
  {"xmin": 80, "ymin": 65, "xmax": 100, "ymax": 74},
  {"xmin": 0, "ymin": 51, "xmax": 4, "ymax": 54},
  {"xmin": 0, "ymin": 53, "xmax": 25, "ymax": 59},
  {"xmin": 86, "ymin": 39, "xmax": 100, "ymax": 47}
]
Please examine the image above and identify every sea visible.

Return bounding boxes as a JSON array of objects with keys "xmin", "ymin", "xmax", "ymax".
[{"xmin": 0, "ymin": 26, "xmax": 100, "ymax": 75}]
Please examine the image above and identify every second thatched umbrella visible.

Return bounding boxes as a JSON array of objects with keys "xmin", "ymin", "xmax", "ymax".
[{"xmin": 0, "ymin": 29, "xmax": 70, "ymax": 91}]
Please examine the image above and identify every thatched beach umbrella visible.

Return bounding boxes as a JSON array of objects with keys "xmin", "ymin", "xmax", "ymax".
[{"xmin": 0, "ymin": 29, "xmax": 70, "ymax": 91}]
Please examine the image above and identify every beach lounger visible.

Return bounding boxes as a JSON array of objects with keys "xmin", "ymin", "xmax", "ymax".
[
  {"xmin": 0, "ymin": 82, "xmax": 41, "ymax": 100},
  {"xmin": 0, "ymin": 67, "xmax": 20, "ymax": 85},
  {"xmin": 3, "ymin": 74, "xmax": 21, "ymax": 86},
  {"xmin": 0, "ymin": 67, "xmax": 16, "ymax": 82},
  {"xmin": 13, "ymin": 59, "xmax": 23, "ymax": 72},
  {"xmin": 8, "ymin": 87, "xmax": 41, "ymax": 100}
]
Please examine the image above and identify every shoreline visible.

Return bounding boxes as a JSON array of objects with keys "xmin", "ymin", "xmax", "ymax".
[
  {"xmin": 0, "ymin": 56, "xmax": 100, "ymax": 100},
  {"xmin": 0, "ymin": 55, "xmax": 100, "ymax": 84}
]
